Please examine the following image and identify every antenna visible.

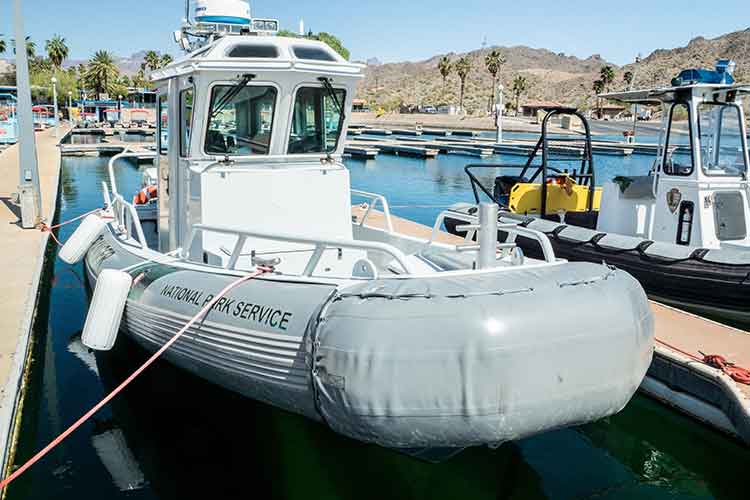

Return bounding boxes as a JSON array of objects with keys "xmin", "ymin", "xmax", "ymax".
[{"xmin": 481, "ymin": 35, "xmax": 487, "ymax": 49}]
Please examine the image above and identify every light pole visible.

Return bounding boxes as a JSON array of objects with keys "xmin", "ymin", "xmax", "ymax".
[
  {"xmin": 67, "ymin": 91, "xmax": 72, "ymax": 118},
  {"xmin": 630, "ymin": 55, "xmax": 642, "ymax": 140},
  {"xmin": 14, "ymin": 0, "xmax": 42, "ymax": 228},
  {"xmin": 495, "ymin": 84, "xmax": 504, "ymax": 144},
  {"xmin": 118, "ymin": 94, "xmax": 123, "ymax": 125},
  {"xmin": 51, "ymin": 76, "xmax": 59, "ymax": 138}
]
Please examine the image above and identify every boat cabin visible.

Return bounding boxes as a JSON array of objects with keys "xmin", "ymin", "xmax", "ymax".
[
  {"xmin": 599, "ymin": 65, "xmax": 750, "ymax": 250},
  {"xmin": 149, "ymin": 34, "xmax": 365, "ymax": 275}
]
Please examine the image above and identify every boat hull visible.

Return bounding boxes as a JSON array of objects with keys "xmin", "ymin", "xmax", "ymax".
[{"xmin": 84, "ymin": 226, "xmax": 654, "ymax": 450}]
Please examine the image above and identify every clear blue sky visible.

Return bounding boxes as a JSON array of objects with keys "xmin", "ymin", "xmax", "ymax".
[{"xmin": 1, "ymin": 0, "xmax": 748, "ymax": 65}]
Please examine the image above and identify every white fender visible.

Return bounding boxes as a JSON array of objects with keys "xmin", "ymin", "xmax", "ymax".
[
  {"xmin": 59, "ymin": 214, "xmax": 107, "ymax": 265},
  {"xmin": 82, "ymin": 270, "xmax": 133, "ymax": 351}
]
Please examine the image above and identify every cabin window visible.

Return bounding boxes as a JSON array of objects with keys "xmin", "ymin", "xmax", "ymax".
[
  {"xmin": 288, "ymin": 86, "xmax": 346, "ymax": 154},
  {"xmin": 227, "ymin": 45, "xmax": 279, "ymax": 58},
  {"xmin": 698, "ymin": 103, "xmax": 747, "ymax": 177},
  {"xmin": 179, "ymin": 88, "xmax": 194, "ymax": 157},
  {"xmin": 662, "ymin": 103, "xmax": 694, "ymax": 176},
  {"xmin": 157, "ymin": 95, "xmax": 168, "ymax": 154},
  {"xmin": 205, "ymin": 85, "xmax": 277, "ymax": 156},
  {"xmin": 292, "ymin": 46, "xmax": 336, "ymax": 62}
]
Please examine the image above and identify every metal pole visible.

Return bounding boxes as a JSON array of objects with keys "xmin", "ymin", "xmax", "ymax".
[
  {"xmin": 14, "ymin": 0, "xmax": 42, "ymax": 228},
  {"xmin": 477, "ymin": 202, "xmax": 498, "ymax": 270},
  {"xmin": 495, "ymin": 84, "xmax": 504, "ymax": 144},
  {"xmin": 51, "ymin": 76, "xmax": 59, "ymax": 138}
]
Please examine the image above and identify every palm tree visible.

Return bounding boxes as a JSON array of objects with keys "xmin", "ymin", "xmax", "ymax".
[
  {"xmin": 160, "ymin": 54, "xmax": 173, "ymax": 67},
  {"xmin": 84, "ymin": 50, "xmax": 120, "ymax": 96},
  {"xmin": 143, "ymin": 50, "xmax": 161, "ymax": 72},
  {"xmin": 599, "ymin": 66, "xmax": 615, "ymax": 93},
  {"xmin": 454, "ymin": 56, "xmax": 472, "ymax": 113},
  {"xmin": 623, "ymin": 71, "xmax": 634, "ymax": 89},
  {"xmin": 45, "ymin": 35, "xmax": 69, "ymax": 69},
  {"xmin": 484, "ymin": 49, "xmax": 505, "ymax": 111},
  {"xmin": 0, "ymin": 36, "xmax": 6, "ymax": 56},
  {"xmin": 11, "ymin": 36, "xmax": 35, "ymax": 58},
  {"xmin": 593, "ymin": 79, "xmax": 605, "ymax": 118},
  {"xmin": 438, "ymin": 56, "xmax": 452, "ymax": 94},
  {"xmin": 511, "ymin": 75, "xmax": 528, "ymax": 113}
]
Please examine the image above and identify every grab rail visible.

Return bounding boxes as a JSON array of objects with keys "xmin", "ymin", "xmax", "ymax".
[
  {"xmin": 351, "ymin": 189, "xmax": 395, "ymax": 233},
  {"xmin": 430, "ymin": 208, "xmax": 557, "ymax": 263},
  {"xmin": 108, "ymin": 147, "xmax": 157, "ymax": 196},
  {"xmin": 111, "ymin": 193, "xmax": 149, "ymax": 249},
  {"xmin": 185, "ymin": 223, "xmax": 418, "ymax": 276}
]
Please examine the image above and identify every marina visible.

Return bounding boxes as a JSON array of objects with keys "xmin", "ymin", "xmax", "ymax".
[{"xmin": 0, "ymin": 0, "xmax": 749, "ymax": 498}]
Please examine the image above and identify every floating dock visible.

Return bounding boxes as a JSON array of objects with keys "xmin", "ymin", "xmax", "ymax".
[
  {"xmin": 355, "ymin": 207, "xmax": 750, "ymax": 446},
  {"xmin": 0, "ymin": 126, "xmax": 69, "ymax": 475}
]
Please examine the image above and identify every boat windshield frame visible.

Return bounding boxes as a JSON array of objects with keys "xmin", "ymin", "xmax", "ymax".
[{"xmin": 696, "ymin": 101, "xmax": 749, "ymax": 178}]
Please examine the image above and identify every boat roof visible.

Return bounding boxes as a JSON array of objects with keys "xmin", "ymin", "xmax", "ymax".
[
  {"xmin": 601, "ymin": 84, "xmax": 750, "ymax": 105},
  {"xmin": 150, "ymin": 35, "xmax": 364, "ymax": 82}
]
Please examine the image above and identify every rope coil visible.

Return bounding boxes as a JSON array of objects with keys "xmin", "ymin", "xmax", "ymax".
[{"xmin": 656, "ymin": 338, "xmax": 750, "ymax": 386}]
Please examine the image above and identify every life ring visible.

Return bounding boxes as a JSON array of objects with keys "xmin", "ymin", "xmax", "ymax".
[{"xmin": 133, "ymin": 185, "xmax": 157, "ymax": 205}]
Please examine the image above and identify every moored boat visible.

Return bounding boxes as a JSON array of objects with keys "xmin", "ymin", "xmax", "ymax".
[
  {"xmin": 447, "ymin": 63, "xmax": 750, "ymax": 327},
  {"xmin": 66, "ymin": 0, "xmax": 654, "ymax": 455}
]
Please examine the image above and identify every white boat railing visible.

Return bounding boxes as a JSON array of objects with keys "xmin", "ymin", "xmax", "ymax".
[
  {"xmin": 430, "ymin": 209, "xmax": 558, "ymax": 264},
  {"xmin": 108, "ymin": 147, "xmax": 157, "ymax": 196},
  {"xmin": 351, "ymin": 189, "xmax": 395, "ymax": 233},
  {"xmin": 185, "ymin": 223, "xmax": 419, "ymax": 276},
  {"xmin": 111, "ymin": 193, "xmax": 150, "ymax": 249}
]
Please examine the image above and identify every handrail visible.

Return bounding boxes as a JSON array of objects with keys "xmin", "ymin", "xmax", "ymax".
[
  {"xmin": 351, "ymin": 189, "xmax": 395, "ymax": 233},
  {"xmin": 185, "ymin": 223, "xmax": 418, "ymax": 276},
  {"xmin": 108, "ymin": 147, "xmax": 157, "ymax": 195},
  {"xmin": 111, "ymin": 193, "xmax": 149, "ymax": 249},
  {"xmin": 430, "ymin": 208, "xmax": 557, "ymax": 263}
]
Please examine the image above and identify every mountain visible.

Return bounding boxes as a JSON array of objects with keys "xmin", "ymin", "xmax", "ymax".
[{"xmin": 357, "ymin": 28, "xmax": 750, "ymax": 113}]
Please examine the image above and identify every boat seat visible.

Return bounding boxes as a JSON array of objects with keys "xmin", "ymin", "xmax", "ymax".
[
  {"xmin": 612, "ymin": 175, "xmax": 655, "ymax": 200},
  {"xmin": 699, "ymin": 248, "xmax": 750, "ymax": 266},
  {"xmin": 595, "ymin": 233, "xmax": 644, "ymax": 252},
  {"xmin": 642, "ymin": 242, "xmax": 696, "ymax": 261},
  {"xmin": 556, "ymin": 225, "xmax": 601, "ymax": 244}
]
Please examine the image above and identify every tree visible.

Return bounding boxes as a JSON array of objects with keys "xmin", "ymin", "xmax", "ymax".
[
  {"xmin": 0, "ymin": 37, "xmax": 5, "ymax": 56},
  {"xmin": 512, "ymin": 75, "xmax": 528, "ymax": 112},
  {"xmin": 11, "ymin": 36, "xmax": 35, "ymax": 58},
  {"xmin": 484, "ymin": 49, "xmax": 506, "ymax": 111},
  {"xmin": 160, "ymin": 54, "xmax": 173, "ymax": 67},
  {"xmin": 599, "ymin": 66, "xmax": 615, "ymax": 92},
  {"xmin": 454, "ymin": 56, "xmax": 472, "ymax": 113},
  {"xmin": 45, "ymin": 35, "xmax": 69, "ymax": 69},
  {"xmin": 84, "ymin": 50, "xmax": 120, "ymax": 96},
  {"xmin": 132, "ymin": 69, "xmax": 149, "ymax": 90},
  {"xmin": 438, "ymin": 56, "xmax": 452, "ymax": 94},
  {"xmin": 593, "ymin": 79, "xmax": 605, "ymax": 118},
  {"xmin": 143, "ymin": 50, "xmax": 161, "ymax": 72},
  {"xmin": 623, "ymin": 71, "xmax": 634, "ymax": 89}
]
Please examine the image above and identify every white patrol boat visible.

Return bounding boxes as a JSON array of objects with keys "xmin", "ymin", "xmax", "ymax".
[
  {"xmin": 63, "ymin": 0, "xmax": 654, "ymax": 455},
  {"xmin": 448, "ymin": 61, "xmax": 750, "ymax": 327}
]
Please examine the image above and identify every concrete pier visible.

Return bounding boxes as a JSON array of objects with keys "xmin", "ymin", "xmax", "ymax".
[{"xmin": 0, "ymin": 126, "xmax": 68, "ymax": 474}]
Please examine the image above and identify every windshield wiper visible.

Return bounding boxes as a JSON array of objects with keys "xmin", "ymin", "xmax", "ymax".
[
  {"xmin": 210, "ymin": 73, "xmax": 256, "ymax": 119},
  {"xmin": 318, "ymin": 77, "xmax": 346, "ymax": 154}
]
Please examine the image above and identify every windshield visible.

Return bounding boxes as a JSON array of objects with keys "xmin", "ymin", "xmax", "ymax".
[
  {"xmin": 288, "ymin": 86, "xmax": 346, "ymax": 154},
  {"xmin": 205, "ymin": 84, "xmax": 277, "ymax": 156},
  {"xmin": 698, "ymin": 103, "xmax": 747, "ymax": 177}
]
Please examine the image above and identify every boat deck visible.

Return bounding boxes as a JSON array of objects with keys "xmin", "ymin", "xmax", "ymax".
[{"xmin": 357, "ymin": 207, "xmax": 750, "ymax": 442}]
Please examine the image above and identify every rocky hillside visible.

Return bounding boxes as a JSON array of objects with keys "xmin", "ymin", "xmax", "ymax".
[{"xmin": 358, "ymin": 28, "xmax": 750, "ymax": 113}]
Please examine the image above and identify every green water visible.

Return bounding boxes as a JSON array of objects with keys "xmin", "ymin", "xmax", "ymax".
[{"xmin": 6, "ymin": 153, "xmax": 747, "ymax": 499}]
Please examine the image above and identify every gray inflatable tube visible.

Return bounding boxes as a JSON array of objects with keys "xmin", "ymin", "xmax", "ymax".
[
  {"xmin": 86, "ymin": 233, "xmax": 653, "ymax": 451},
  {"xmin": 314, "ymin": 263, "xmax": 653, "ymax": 449}
]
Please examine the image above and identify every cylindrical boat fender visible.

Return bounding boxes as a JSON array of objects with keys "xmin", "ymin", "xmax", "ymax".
[
  {"xmin": 82, "ymin": 269, "xmax": 133, "ymax": 351},
  {"xmin": 59, "ymin": 214, "xmax": 107, "ymax": 265}
]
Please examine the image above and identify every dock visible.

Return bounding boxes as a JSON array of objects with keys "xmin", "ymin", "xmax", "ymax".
[
  {"xmin": 0, "ymin": 126, "xmax": 69, "ymax": 474},
  {"xmin": 60, "ymin": 131, "xmax": 155, "ymax": 162},
  {"xmin": 356, "ymin": 207, "xmax": 750, "ymax": 446}
]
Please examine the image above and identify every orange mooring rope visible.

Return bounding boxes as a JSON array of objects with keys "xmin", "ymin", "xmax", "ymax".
[
  {"xmin": 655, "ymin": 338, "xmax": 750, "ymax": 386},
  {"xmin": 0, "ymin": 266, "xmax": 273, "ymax": 491},
  {"xmin": 39, "ymin": 207, "xmax": 111, "ymax": 246}
]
